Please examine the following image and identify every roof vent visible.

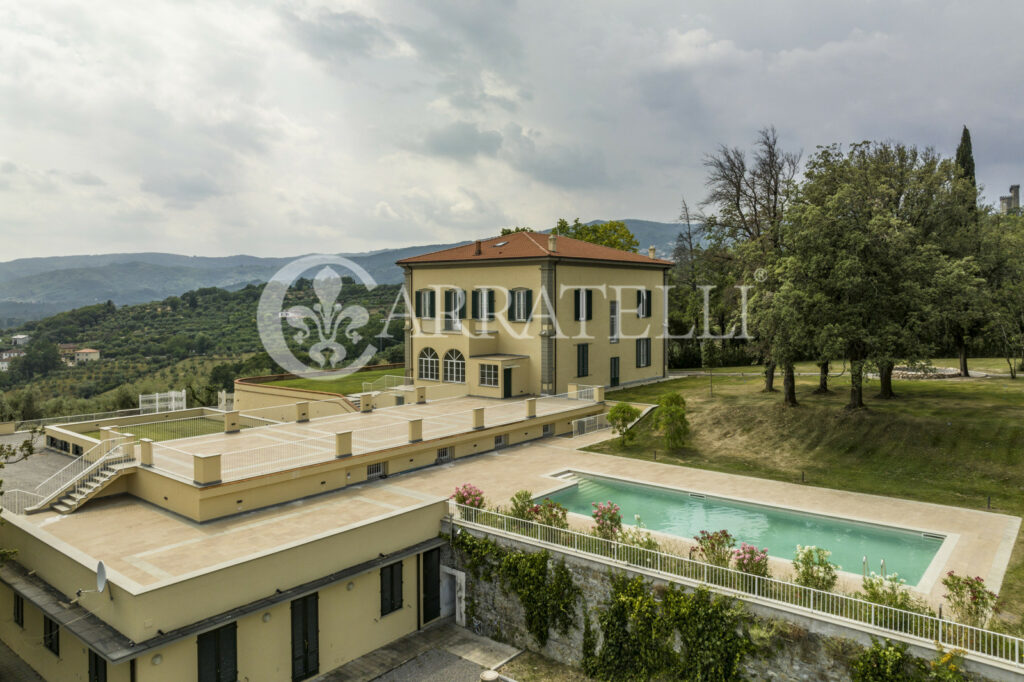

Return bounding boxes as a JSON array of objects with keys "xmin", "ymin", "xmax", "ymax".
[
  {"xmin": 474, "ymin": 240, "xmax": 482, "ymax": 255},
  {"xmin": 548, "ymin": 234, "xmax": 557, "ymax": 252},
  {"xmin": 648, "ymin": 245, "xmax": 656, "ymax": 259}
]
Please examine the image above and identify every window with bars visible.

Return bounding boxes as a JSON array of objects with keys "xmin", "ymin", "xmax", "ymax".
[
  {"xmin": 418, "ymin": 347, "xmax": 439, "ymax": 380},
  {"xmin": 479, "ymin": 364, "xmax": 498, "ymax": 387},
  {"xmin": 43, "ymin": 615, "xmax": 59, "ymax": 656},
  {"xmin": 609, "ymin": 300, "xmax": 619, "ymax": 343},
  {"xmin": 576, "ymin": 344, "xmax": 590, "ymax": 377},
  {"xmin": 443, "ymin": 349, "xmax": 465, "ymax": 383},
  {"xmin": 543, "ymin": 423, "xmax": 554, "ymax": 437},
  {"xmin": 436, "ymin": 446, "xmax": 453, "ymax": 464},
  {"xmin": 494, "ymin": 434, "xmax": 508, "ymax": 449},
  {"xmin": 636, "ymin": 337, "xmax": 652, "ymax": 368},
  {"xmin": 380, "ymin": 562, "xmax": 403, "ymax": 616},
  {"xmin": 367, "ymin": 462, "xmax": 387, "ymax": 480}
]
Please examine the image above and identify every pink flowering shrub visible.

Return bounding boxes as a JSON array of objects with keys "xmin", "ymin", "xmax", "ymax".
[
  {"xmin": 536, "ymin": 499, "xmax": 569, "ymax": 529},
  {"xmin": 942, "ymin": 571, "xmax": 998, "ymax": 627},
  {"xmin": 733, "ymin": 542, "xmax": 770, "ymax": 578},
  {"xmin": 694, "ymin": 529, "xmax": 735, "ymax": 567},
  {"xmin": 452, "ymin": 483, "xmax": 485, "ymax": 509},
  {"xmin": 591, "ymin": 501, "xmax": 622, "ymax": 540}
]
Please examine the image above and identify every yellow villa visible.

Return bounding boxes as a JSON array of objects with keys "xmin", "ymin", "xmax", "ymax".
[{"xmin": 397, "ymin": 231, "xmax": 672, "ymax": 399}]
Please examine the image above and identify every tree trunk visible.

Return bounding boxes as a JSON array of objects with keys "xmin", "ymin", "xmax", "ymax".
[
  {"xmin": 876, "ymin": 361, "xmax": 896, "ymax": 399},
  {"xmin": 847, "ymin": 360, "xmax": 865, "ymax": 410},
  {"xmin": 813, "ymin": 361, "xmax": 830, "ymax": 394},
  {"xmin": 957, "ymin": 338, "xmax": 969, "ymax": 377},
  {"xmin": 763, "ymin": 361, "xmax": 778, "ymax": 392},
  {"xmin": 783, "ymin": 363, "xmax": 798, "ymax": 406}
]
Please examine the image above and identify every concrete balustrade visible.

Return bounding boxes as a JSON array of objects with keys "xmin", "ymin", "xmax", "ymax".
[
  {"xmin": 335, "ymin": 432, "xmax": 352, "ymax": 458},
  {"xmin": 224, "ymin": 411, "xmax": 240, "ymax": 434},
  {"xmin": 409, "ymin": 419, "xmax": 423, "ymax": 443},
  {"xmin": 193, "ymin": 454, "xmax": 222, "ymax": 487}
]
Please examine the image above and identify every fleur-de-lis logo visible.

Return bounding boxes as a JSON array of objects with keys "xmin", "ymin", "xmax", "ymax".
[
  {"xmin": 284, "ymin": 267, "xmax": 369, "ymax": 368},
  {"xmin": 258, "ymin": 255, "xmax": 378, "ymax": 379}
]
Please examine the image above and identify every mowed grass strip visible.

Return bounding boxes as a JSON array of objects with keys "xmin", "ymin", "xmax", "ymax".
[
  {"xmin": 268, "ymin": 368, "xmax": 404, "ymax": 396},
  {"xmin": 594, "ymin": 372, "xmax": 1024, "ymax": 625}
]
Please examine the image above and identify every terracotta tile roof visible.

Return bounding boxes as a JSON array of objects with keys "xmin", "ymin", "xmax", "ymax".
[{"xmin": 396, "ymin": 231, "xmax": 672, "ymax": 267}]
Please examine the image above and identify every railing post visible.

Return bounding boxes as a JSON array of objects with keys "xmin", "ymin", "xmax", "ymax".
[
  {"xmin": 335, "ymin": 431, "xmax": 352, "ymax": 458},
  {"xmin": 360, "ymin": 397, "xmax": 373, "ymax": 413},
  {"xmin": 473, "ymin": 407, "xmax": 485, "ymax": 430},
  {"xmin": 193, "ymin": 454, "xmax": 222, "ymax": 487},
  {"xmin": 525, "ymin": 398, "xmax": 536, "ymax": 419},
  {"xmin": 224, "ymin": 410, "xmax": 240, "ymax": 434},
  {"xmin": 140, "ymin": 438, "xmax": 153, "ymax": 467},
  {"xmin": 408, "ymin": 419, "xmax": 423, "ymax": 443},
  {"xmin": 594, "ymin": 386, "xmax": 605, "ymax": 403},
  {"xmin": 295, "ymin": 401, "xmax": 309, "ymax": 423},
  {"xmin": 567, "ymin": 383, "xmax": 578, "ymax": 400}
]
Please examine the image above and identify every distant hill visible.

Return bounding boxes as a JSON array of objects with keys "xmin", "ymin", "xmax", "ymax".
[{"xmin": 0, "ymin": 220, "xmax": 686, "ymax": 326}]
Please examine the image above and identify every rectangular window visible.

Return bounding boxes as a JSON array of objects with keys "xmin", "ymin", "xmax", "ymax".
[
  {"xmin": 479, "ymin": 364, "xmax": 498, "ymax": 387},
  {"xmin": 636, "ymin": 338, "xmax": 651, "ymax": 368},
  {"xmin": 573, "ymin": 288, "xmax": 593, "ymax": 321},
  {"xmin": 380, "ymin": 562, "xmax": 403, "ymax": 616},
  {"xmin": 415, "ymin": 289, "xmax": 436, "ymax": 319},
  {"xmin": 367, "ymin": 462, "xmax": 387, "ymax": 480},
  {"xmin": 43, "ymin": 615, "xmax": 59, "ymax": 656},
  {"xmin": 13, "ymin": 594, "xmax": 23, "ymax": 628},
  {"xmin": 436, "ymin": 446, "xmax": 453, "ymax": 464},
  {"xmin": 472, "ymin": 288, "xmax": 495, "ymax": 321},
  {"xmin": 609, "ymin": 300, "xmax": 618, "ymax": 343},
  {"xmin": 197, "ymin": 623, "xmax": 236, "ymax": 682},
  {"xmin": 89, "ymin": 650, "xmax": 107, "ymax": 682},
  {"xmin": 542, "ymin": 423, "xmax": 554, "ymax": 437},
  {"xmin": 637, "ymin": 289, "xmax": 652, "ymax": 318},
  {"xmin": 577, "ymin": 344, "xmax": 589, "ymax": 377},
  {"xmin": 443, "ymin": 289, "xmax": 465, "ymax": 331},
  {"xmin": 510, "ymin": 288, "xmax": 532, "ymax": 322},
  {"xmin": 494, "ymin": 434, "xmax": 508, "ymax": 449}
]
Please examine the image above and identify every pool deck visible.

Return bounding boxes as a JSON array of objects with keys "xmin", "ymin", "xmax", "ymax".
[{"xmin": 7, "ymin": 430, "xmax": 1018, "ymax": 606}]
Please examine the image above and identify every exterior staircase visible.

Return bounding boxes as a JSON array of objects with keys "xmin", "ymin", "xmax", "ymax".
[{"xmin": 51, "ymin": 462, "xmax": 125, "ymax": 514}]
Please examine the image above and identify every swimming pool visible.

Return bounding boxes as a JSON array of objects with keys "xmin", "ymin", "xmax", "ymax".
[{"xmin": 543, "ymin": 473, "xmax": 944, "ymax": 585}]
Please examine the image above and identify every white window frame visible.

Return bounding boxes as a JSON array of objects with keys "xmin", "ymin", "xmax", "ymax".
[
  {"xmin": 418, "ymin": 347, "xmax": 439, "ymax": 381},
  {"xmin": 511, "ymin": 288, "xmax": 530, "ymax": 322},
  {"xmin": 443, "ymin": 350, "xmax": 466, "ymax": 384},
  {"xmin": 609, "ymin": 300, "xmax": 619, "ymax": 343},
  {"xmin": 479, "ymin": 364, "xmax": 499, "ymax": 387}
]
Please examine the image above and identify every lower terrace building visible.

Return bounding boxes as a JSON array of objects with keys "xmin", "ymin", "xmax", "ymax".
[{"xmin": 0, "ymin": 388, "xmax": 604, "ymax": 681}]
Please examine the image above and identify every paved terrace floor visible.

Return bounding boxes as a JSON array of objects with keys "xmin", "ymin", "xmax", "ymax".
[
  {"xmin": 6, "ymin": 432, "xmax": 1018, "ymax": 607},
  {"xmin": 148, "ymin": 394, "xmax": 587, "ymax": 481}
]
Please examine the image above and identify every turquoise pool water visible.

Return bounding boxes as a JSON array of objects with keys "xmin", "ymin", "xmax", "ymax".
[{"xmin": 544, "ymin": 474, "xmax": 943, "ymax": 584}]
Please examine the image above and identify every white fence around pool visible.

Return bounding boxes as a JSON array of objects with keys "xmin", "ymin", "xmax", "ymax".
[{"xmin": 448, "ymin": 501, "xmax": 1024, "ymax": 672}]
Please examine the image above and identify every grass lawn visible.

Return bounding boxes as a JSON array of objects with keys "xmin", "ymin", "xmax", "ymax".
[
  {"xmin": 595, "ymin": 371, "xmax": 1024, "ymax": 627},
  {"xmin": 267, "ymin": 368, "xmax": 405, "ymax": 396},
  {"xmin": 683, "ymin": 357, "xmax": 1019, "ymax": 375},
  {"xmin": 82, "ymin": 416, "xmax": 227, "ymax": 443}
]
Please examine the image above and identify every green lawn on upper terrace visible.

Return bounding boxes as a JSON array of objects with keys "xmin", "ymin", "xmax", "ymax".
[
  {"xmin": 596, "ymin": 365, "xmax": 1024, "ymax": 629},
  {"xmin": 266, "ymin": 368, "xmax": 404, "ymax": 396}
]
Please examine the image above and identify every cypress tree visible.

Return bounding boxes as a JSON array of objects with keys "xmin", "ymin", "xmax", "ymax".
[{"xmin": 955, "ymin": 125, "xmax": 976, "ymax": 188}]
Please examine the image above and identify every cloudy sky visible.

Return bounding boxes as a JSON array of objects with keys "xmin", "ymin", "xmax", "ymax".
[{"xmin": 1, "ymin": 1, "xmax": 1022, "ymax": 261}]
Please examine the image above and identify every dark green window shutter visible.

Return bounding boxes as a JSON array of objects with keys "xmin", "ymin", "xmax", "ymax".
[
  {"xmin": 471, "ymin": 290, "xmax": 480, "ymax": 319},
  {"xmin": 487, "ymin": 290, "xmax": 496, "ymax": 320},
  {"xmin": 458, "ymin": 289, "xmax": 467, "ymax": 319},
  {"xmin": 574, "ymin": 289, "xmax": 581, "ymax": 321},
  {"xmin": 645, "ymin": 290, "xmax": 652, "ymax": 317},
  {"xmin": 428, "ymin": 290, "xmax": 436, "ymax": 318},
  {"xmin": 636, "ymin": 338, "xmax": 642, "ymax": 368},
  {"xmin": 525, "ymin": 289, "xmax": 533, "ymax": 320},
  {"xmin": 585, "ymin": 289, "xmax": 593, "ymax": 321},
  {"xmin": 415, "ymin": 290, "xmax": 421, "ymax": 318},
  {"xmin": 443, "ymin": 289, "xmax": 453, "ymax": 320}
]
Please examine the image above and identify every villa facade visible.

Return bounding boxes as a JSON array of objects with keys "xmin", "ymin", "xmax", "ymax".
[{"xmin": 397, "ymin": 231, "xmax": 671, "ymax": 398}]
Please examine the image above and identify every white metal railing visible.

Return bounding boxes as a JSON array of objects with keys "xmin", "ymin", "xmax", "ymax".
[
  {"xmin": 361, "ymin": 373, "xmax": 409, "ymax": 395},
  {"xmin": 572, "ymin": 413, "xmax": 610, "ymax": 437},
  {"xmin": 150, "ymin": 442, "xmax": 196, "ymax": 481},
  {"xmin": 574, "ymin": 384, "xmax": 600, "ymax": 401},
  {"xmin": 2, "ymin": 437, "xmax": 136, "ymax": 514},
  {"xmin": 220, "ymin": 436, "xmax": 334, "ymax": 481},
  {"xmin": 449, "ymin": 502, "xmax": 1024, "ymax": 670},
  {"xmin": 16, "ymin": 408, "xmax": 142, "ymax": 431},
  {"xmin": 139, "ymin": 389, "xmax": 187, "ymax": 414}
]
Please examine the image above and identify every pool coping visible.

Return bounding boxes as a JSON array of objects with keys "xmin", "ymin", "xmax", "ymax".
[{"xmin": 533, "ymin": 468, "xmax": 964, "ymax": 595}]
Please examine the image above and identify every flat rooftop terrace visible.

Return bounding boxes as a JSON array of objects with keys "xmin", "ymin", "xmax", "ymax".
[
  {"xmin": 148, "ymin": 394, "xmax": 589, "ymax": 482},
  {"xmin": 7, "ymin": 431, "xmax": 1018, "ymax": 607}
]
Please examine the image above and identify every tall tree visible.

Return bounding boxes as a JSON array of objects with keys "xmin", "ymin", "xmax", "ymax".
[
  {"xmin": 955, "ymin": 125, "xmax": 976, "ymax": 190},
  {"xmin": 552, "ymin": 219, "xmax": 639, "ymax": 252},
  {"xmin": 701, "ymin": 126, "xmax": 800, "ymax": 399}
]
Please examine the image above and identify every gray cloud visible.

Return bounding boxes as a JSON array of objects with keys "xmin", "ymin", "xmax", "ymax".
[
  {"xmin": 0, "ymin": 1, "xmax": 1023, "ymax": 259},
  {"xmin": 421, "ymin": 121, "xmax": 502, "ymax": 161}
]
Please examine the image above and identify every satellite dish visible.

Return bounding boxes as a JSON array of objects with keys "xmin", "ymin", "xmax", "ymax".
[{"xmin": 96, "ymin": 561, "xmax": 107, "ymax": 594}]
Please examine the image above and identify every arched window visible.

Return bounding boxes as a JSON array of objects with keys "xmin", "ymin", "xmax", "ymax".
[
  {"xmin": 443, "ymin": 349, "xmax": 465, "ymax": 384},
  {"xmin": 418, "ymin": 347, "xmax": 439, "ymax": 380}
]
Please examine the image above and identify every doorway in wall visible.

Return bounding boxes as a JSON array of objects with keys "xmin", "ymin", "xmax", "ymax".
[
  {"xmin": 502, "ymin": 367, "xmax": 512, "ymax": 398},
  {"xmin": 610, "ymin": 357, "xmax": 620, "ymax": 387}
]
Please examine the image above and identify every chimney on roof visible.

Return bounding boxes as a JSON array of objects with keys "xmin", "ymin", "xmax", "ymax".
[
  {"xmin": 648, "ymin": 245, "xmax": 657, "ymax": 259},
  {"xmin": 548, "ymin": 233, "xmax": 557, "ymax": 252},
  {"xmin": 474, "ymin": 240, "xmax": 482, "ymax": 255}
]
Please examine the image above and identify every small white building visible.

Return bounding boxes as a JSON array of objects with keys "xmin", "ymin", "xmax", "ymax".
[
  {"xmin": 74, "ymin": 348, "xmax": 100, "ymax": 363},
  {"xmin": 0, "ymin": 359, "xmax": 9, "ymax": 372},
  {"xmin": 10, "ymin": 334, "xmax": 30, "ymax": 346}
]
